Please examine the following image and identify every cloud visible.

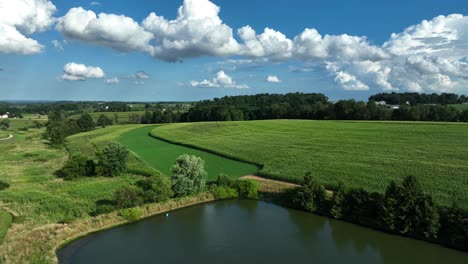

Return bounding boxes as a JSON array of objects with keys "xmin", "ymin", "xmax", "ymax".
[
  {"xmin": 56, "ymin": 7, "xmax": 154, "ymax": 53},
  {"xmin": 191, "ymin": 70, "xmax": 248, "ymax": 89},
  {"xmin": 60, "ymin": 62, "xmax": 105, "ymax": 81},
  {"xmin": 0, "ymin": 0, "xmax": 56, "ymax": 55},
  {"xmin": 90, "ymin": 1, "xmax": 101, "ymax": 6},
  {"xmin": 106, "ymin": 77, "xmax": 119, "ymax": 84},
  {"xmin": 51, "ymin": 39, "xmax": 64, "ymax": 51},
  {"xmin": 142, "ymin": 0, "xmax": 240, "ymax": 61},
  {"xmin": 266, "ymin": 75, "xmax": 281, "ymax": 83},
  {"xmin": 132, "ymin": 71, "xmax": 149, "ymax": 79}
]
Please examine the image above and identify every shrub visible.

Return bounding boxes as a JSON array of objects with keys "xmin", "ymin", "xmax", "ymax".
[
  {"xmin": 216, "ymin": 174, "xmax": 236, "ymax": 187},
  {"xmin": 0, "ymin": 180, "xmax": 10, "ymax": 191},
  {"xmin": 294, "ymin": 173, "xmax": 326, "ymax": 212},
  {"xmin": 330, "ymin": 182, "xmax": 347, "ymax": 219},
  {"xmin": 119, "ymin": 208, "xmax": 143, "ymax": 222},
  {"xmin": 113, "ymin": 186, "xmax": 143, "ymax": 209},
  {"xmin": 235, "ymin": 180, "xmax": 259, "ymax": 198},
  {"xmin": 77, "ymin": 113, "xmax": 95, "ymax": 132},
  {"xmin": 210, "ymin": 186, "xmax": 239, "ymax": 199},
  {"xmin": 57, "ymin": 155, "xmax": 96, "ymax": 180},
  {"xmin": 96, "ymin": 143, "xmax": 129, "ymax": 177},
  {"xmin": 136, "ymin": 175, "xmax": 173, "ymax": 203},
  {"xmin": 171, "ymin": 154, "xmax": 207, "ymax": 197}
]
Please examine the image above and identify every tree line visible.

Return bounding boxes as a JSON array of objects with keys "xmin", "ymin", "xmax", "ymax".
[
  {"xmin": 292, "ymin": 174, "xmax": 468, "ymax": 252},
  {"xmin": 181, "ymin": 93, "xmax": 468, "ymax": 122},
  {"xmin": 370, "ymin": 92, "xmax": 468, "ymax": 105}
]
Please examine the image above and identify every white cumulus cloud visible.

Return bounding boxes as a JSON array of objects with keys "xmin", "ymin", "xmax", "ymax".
[
  {"xmin": 266, "ymin": 75, "xmax": 281, "ymax": 83},
  {"xmin": 0, "ymin": 0, "xmax": 56, "ymax": 54},
  {"xmin": 60, "ymin": 62, "xmax": 105, "ymax": 81},
  {"xmin": 191, "ymin": 70, "xmax": 248, "ymax": 89},
  {"xmin": 56, "ymin": 7, "xmax": 154, "ymax": 53}
]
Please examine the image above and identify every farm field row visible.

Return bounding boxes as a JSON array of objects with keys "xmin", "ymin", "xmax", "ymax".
[
  {"xmin": 151, "ymin": 120, "xmax": 468, "ymax": 208},
  {"xmin": 117, "ymin": 126, "xmax": 258, "ymax": 181}
]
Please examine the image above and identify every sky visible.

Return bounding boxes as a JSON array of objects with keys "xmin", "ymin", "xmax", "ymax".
[{"xmin": 0, "ymin": 0, "xmax": 467, "ymax": 102}]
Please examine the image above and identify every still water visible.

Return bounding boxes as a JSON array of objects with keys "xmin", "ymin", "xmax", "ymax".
[{"xmin": 58, "ymin": 200, "xmax": 468, "ymax": 264}]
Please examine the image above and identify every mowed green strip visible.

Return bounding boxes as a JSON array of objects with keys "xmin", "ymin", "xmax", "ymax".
[
  {"xmin": 0, "ymin": 210, "xmax": 13, "ymax": 244},
  {"xmin": 118, "ymin": 126, "xmax": 258, "ymax": 181},
  {"xmin": 152, "ymin": 120, "xmax": 468, "ymax": 208}
]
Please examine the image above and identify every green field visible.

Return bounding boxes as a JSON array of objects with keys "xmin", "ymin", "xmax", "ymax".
[
  {"xmin": 7, "ymin": 119, "xmax": 47, "ymax": 130},
  {"xmin": 0, "ymin": 132, "xmax": 9, "ymax": 139},
  {"xmin": 151, "ymin": 120, "xmax": 468, "ymax": 207},
  {"xmin": 449, "ymin": 104, "xmax": 468, "ymax": 111},
  {"xmin": 0, "ymin": 209, "xmax": 12, "ymax": 244},
  {"xmin": 118, "ymin": 126, "xmax": 258, "ymax": 181},
  {"xmin": 68, "ymin": 111, "xmax": 146, "ymax": 122}
]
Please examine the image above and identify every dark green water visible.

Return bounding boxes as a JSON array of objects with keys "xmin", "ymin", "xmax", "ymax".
[{"xmin": 58, "ymin": 200, "xmax": 468, "ymax": 264}]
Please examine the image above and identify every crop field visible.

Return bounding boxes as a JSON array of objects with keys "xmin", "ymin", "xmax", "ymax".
[
  {"xmin": 118, "ymin": 126, "xmax": 258, "ymax": 181},
  {"xmin": 7, "ymin": 119, "xmax": 47, "ymax": 130},
  {"xmin": 68, "ymin": 111, "xmax": 146, "ymax": 122},
  {"xmin": 151, "ymin": 120, "xmax": 468, "ymax": 208}
]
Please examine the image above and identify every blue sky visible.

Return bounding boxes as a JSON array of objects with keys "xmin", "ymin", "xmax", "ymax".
[{"xmin": 0, "ymin": 0, "xmax": 467, "ymax": 101}]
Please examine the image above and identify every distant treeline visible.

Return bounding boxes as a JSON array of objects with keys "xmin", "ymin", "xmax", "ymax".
[
  {"xmin": 370, "ymin": 92, "xmax": 468, "ymax": 105},
  {"xmin": 181, "ymin": 93, "xmax": 468, "ymax": 122}
]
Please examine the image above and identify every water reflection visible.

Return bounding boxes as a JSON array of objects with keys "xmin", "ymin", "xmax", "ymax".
[{"xmin": 59, "ymin": 200, "xmax": 468, "ymax": 264}]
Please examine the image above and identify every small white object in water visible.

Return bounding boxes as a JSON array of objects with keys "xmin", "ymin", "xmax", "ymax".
[{"xmin": 166, "ymin": 213, "xmax": 169, "ymax": 217}]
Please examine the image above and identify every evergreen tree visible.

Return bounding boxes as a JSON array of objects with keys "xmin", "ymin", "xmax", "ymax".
[
  {"xmin": 330, "ymin": 182, "xmax": 347, "ymax": 219},
  {"xmin": 380, "ymin": 181, "xmax": 400, "ymax": 231},
  {"xmin": 294, "ymin": 173, "xmax": 326, "ymax": 212}
]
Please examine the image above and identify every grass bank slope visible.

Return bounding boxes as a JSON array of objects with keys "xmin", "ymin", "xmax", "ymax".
[
  {"xmin": 152, "ymin": 120, "xmax": 468, "ymax": 208},
  {"xmin": 118, "ymin": 126, "xmax": 258, "ymax": 181}
]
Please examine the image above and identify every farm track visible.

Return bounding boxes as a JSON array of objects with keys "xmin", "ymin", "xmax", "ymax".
[{"xmin": 0, "ymin": 134, "xmax": 13, "ymax": 141}]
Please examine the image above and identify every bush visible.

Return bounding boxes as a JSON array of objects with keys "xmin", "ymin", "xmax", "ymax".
[
  {"xmin": 294, "ymin": 173, "xmax": 326, "ymax": 212},
  {"xmin": 119, "ymin": 208, "xmax": 143, "ymax": 222},
  {"xmin": 235, "ymin": 180, "xmax": 259, "ymax": 198},
  {"xmin": 113, "ymin": 186, "xmax": 143, "ymax": 209},
  {"xmin": 330, "ymin": 182, "xmax": 347, "ymax": 219},
  {"xmin": 136, "ymin": 175, "xmax": 173, "ymax": 203},
  {"xmin": 210, "ymin": 186, "xmax": 239, "ymax": 199},
  {"xmin": 57, "ymin": 155, "xmax": 96, "ymax": 180},
  {"xmin": 0, "ymin": 180, "xmax": 10, "ymax": 191},
  {"xmin": 171, "ymin": 154, "xmax": 207, "ymax": 197},
  {"xmin": 96, "ymin": 143, "xmax": 129, "ymax": 177},
  {"xmin": 216, "ymin": 174, "xmax": 236, "ymax": 187}
]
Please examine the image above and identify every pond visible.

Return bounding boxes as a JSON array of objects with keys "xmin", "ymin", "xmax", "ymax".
[{"xmin": 58, "ymin": 200, "xmax": 468, "ymax": 264}]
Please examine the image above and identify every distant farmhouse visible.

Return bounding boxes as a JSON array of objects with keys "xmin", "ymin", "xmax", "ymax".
[
  {"xmin": 0, "ymin": 112, "xmax": 9, "ymax": 119},
  {"xmin": 374, "ymin": 101, "xmax": 410, "ymax": 110}
]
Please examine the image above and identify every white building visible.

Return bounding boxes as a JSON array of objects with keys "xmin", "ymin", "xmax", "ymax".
[{"xmin": 0, "ymin": 113, "xmax": 9, "ymax": 119}]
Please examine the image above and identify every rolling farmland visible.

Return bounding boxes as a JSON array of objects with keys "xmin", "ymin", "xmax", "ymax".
[{"xmin": 151, "ymin": 120, "xmax": 468, "ymax": 207}]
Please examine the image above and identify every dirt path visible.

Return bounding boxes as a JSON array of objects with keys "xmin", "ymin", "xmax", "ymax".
[
  {"xmin": 240, "ymin": 174, "xmax": 333, "ymax": 197},
  {"xmin": 0, "ymin": 134, "xmax": 13, "ymax": 141}
]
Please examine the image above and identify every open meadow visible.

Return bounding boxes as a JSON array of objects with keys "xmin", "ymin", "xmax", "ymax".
[{"xmin": 151, "ymin": 120, "xmax": 468, "ymax": 208}]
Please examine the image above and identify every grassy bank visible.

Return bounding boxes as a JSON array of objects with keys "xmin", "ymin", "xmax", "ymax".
[
  {"xmin": 0, "ymin": 209, "xmax": 13, "ymax": 244},
  {"xmin": 152, "ymin": 120, "xmax": 468, "ymax": 208},
  {"xmin": 118, "ymin": 126, "xmax": 258, "ymax": 180}
]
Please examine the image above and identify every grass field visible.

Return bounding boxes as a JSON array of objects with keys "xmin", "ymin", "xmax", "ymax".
[
  {"xmin": 0, "ymin": 131, "xmax": 9, "ymax": 139},
  {"xmin": 7, "ymin": 119, "xmax": 47, "ymax": 130},
  {"xmin": 151, "ymin": 120, "xmax": 468, "ymax": 208},
  {"xmin": 0, "ymin": 209, "xmax": 12, "ymax": 244},
  {"xmin": 449, "ymin": 104, "xmax": 468, "ymax": 111},
  {"xmin": 118, "ymin": 126, "xmax": 258, "ymax": 180},
  {"xmin": 68, "ymin": 111, "xmax": 146, "ymax": 122}
]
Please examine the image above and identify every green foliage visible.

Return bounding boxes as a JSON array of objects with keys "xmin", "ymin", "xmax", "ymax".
[
  {"xmin": 294, "ymin": 173, "xmax": 326, "ymax": 212},
  {"xmin": 77, "ymin": 113, "xmax": 96, "ymax": 132},
  {"xmin": 119, "ymin": 208, "xmax": 142, "ymax": 222},
  {"xmin": 96, "ymin": 143, "xmax": 129, "ymax": 177},
  {"xmin": 210, "ymin": 186, "xmax": 239, "ymax": 199},
  {"xmin": 236, "ymin": 180, "xmax": 259, "ymax": 198},
  {"xmin": 171, "ymin": 154, "xmax": 207, "ymax": 197},
  {"xmin": 0, "ymin": 119, "xmax": 10, "ymax": 130},
  {"xmin": 113, "ymin": 186, "xmax": 143, "ymax": 209},
  {"xmin": 136, "ymin": 175, "xmax": 172, "ymax": 203},
  {"xmin": 0, "ymin": 210, "xmax": 13, "ymax": 244},
  {"xmin": 0, "ymin": 180, "xmax": 10, "ymax": 191},
  {"xmin": 341, "ymin": 188, "xmax": 382, "ymax": 226},
  {"xmin": 57, "ymin": 155, "xmax": 96, "ymax": 180},
  {"xmin": 153, "ymin": 120, "xmax": 468, "ymax": 208},
  {"xmin": 330, "ymin": 182, "xmax": 347, "ymax": 219},
  {"xmin": 439, "ymin": 203, "xmax": 468, "ymax": 249},
  {"xmin": 96, "ymin": 114, "xmax": 113, "ymax": 128},
  {"xmin": 377, "ymin": 176, "xmax": 440, "ymax": 239}
]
